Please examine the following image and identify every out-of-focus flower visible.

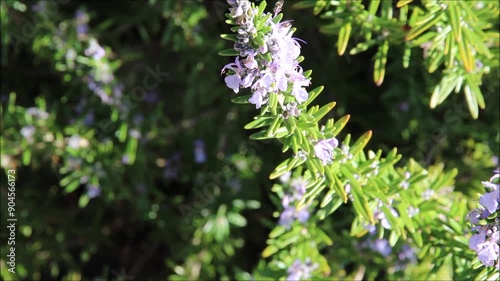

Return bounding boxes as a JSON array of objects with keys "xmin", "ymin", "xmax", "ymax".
[
  {"xmin": 21, "ymin": 125, "xmax": 36, "ymax": 143},
  {"xmin": 86, "ymin": 184, "xmax": 101, "ymax": 199},
  {"xmin": 422, "ymin": 189, "xmax": 434, "ymax": 200},
  {"xmin": 395, "ymin": 244, "xmax": 417, "ymax": 271},
  {"xmin": 279, "ymin": 171, "xmax": 292, "ymax": 183},
  {"xmin": 286, "ymin": 258, "xmax": 318, "ymax": 281},
  {"xmin": 26, "ymin": 107, "xmax": 49, "ymax": 119},
  {"xmin": 129, "ymin": 129, "xmax": 141, "ymax": 139},
  {"xmin": 290, "ymin": 176, "xmax": 307, "ymax": 200},
  {"xmin": 370, "ymin": 238, "xmax": 392, "ymax": 257},
  {"xmin": 193, "ymin": 139, "xmax": 206, "ymax": 164},
  {"xmin": 314, "ymin": 137, "xmax": 339, "ymax": 165},
  {"xmin": 407, "ymin": 206, "xmax": 419, "ymax": 218},
  {"xmin": 145, "ymin": 91, "xmax": 159, "ymax": 104},
  {"xmin": 374, "ymin": 204, "xmax": 399, "ymax": 230},
  {"xmin": 279, "ymin": 176, "xmax": 310, "ymax": 229},
  {"xmin": 84, "ymin": 112, "xmax": 95, "ymax": 126},
  {"xmin": 85, "ymin": 39, "xmax": 105, "ymax": 60},
  {"xmin": 68, "ymin": 135, "xmax": 88, "ymax": 149}
]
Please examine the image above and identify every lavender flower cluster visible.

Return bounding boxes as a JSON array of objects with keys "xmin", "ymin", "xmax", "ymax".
[
  {"xmin": 279, "ymin": 174, "xmax": 310, "ymax": 229},
  {"xmin": 222, "ymin": 0, "xmax": 342, "ymax": 167},
  {"xmin": 221, "ymin": 0, "xmax": 310, "ymax": 110},
  {"xmin": 467, "ymin": 170, "xmax": 500, "ymax": 269}
]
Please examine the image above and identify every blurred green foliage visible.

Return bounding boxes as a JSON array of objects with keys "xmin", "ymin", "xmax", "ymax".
[{"xmin": 0, "ymin": 0, "xmax": 498, "ymax": 280}]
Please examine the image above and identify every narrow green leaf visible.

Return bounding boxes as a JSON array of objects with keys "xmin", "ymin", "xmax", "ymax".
[
  {"xmin": 373, "ymin": 41, "xmax": 389, "ymax": 86},
  {"xmin": 218, "ymin": 49, "xmax": 239, "ymax": 56},
  {"xmin": 266, "ymin": 117, "xmax": 282, "ymax": 137},
  {"xmin": 448, "ymin": 2, "xmax": 462, "ymax": 41},
  {"xmin": 262, "ymin": 245, "xmax": 279, "ymax": 258},
  {"xmin": 350, "ymin": 40, "xmax": 376, "ymax": 55},
  {"xmin": 231, "ymin": 95, "xmax": 252, "ymax": 104},
  {"xmin": 269, "ymin": 226, "xmax": 286, "ymax": 239},
  {"xmin": 331, "ymin": 172, "xmax": 348, "ymax": 203},
  {"xmin": 464, "ymin": 83, "xmax": 479, "ymax": 119},
  {"xmin": 244, "ymin": 117, "xmax": 275, "ymax": 130},
  {"xmin": 466, "ymin": 76, "xmax": 485, "ymax": 109},
  {"xmin": 330, "ymin": 115, "xmax": 350, "ymax": 136},
  {"xmin": 405, "ymin": 10, "xmax": 444, "ymax": 41},
  {"xmin": 312, "ymin": 102, "xmax": 336, "ymax": 122},
  {"xmin": 118, "ymin": 123, "xmax": 128, "ymax": 143},
  {"xmin": 272, "ymin": 13, "xmax": 283, "ymax": 24},
  {"xmin": 430, "ymin": 75, "xmax": 458, "ymax": 108},
  {"xmin": 320, "ymin": 188, "xmax": 335, "ymax": 208},
  {"xmin": 462, "ymin": 27, "xmax": 492, "ymax": 58},
  {"xmin": 350, "ymin": 131, "xmax": 372, "ymax": 155},
  {"xmin": 79, "ymin": 195, "xmax": 90, "ymax": 208},
  {"xmin": 457, "ymin": 37, "xmax": 474, "ymax": 72},
  {"xmin": 64, "ymin": 180, "xmax": 81, "ymax": 194},
  {"xmin": 318, "ymin": 196, "xmax": 343, "ymax": 220},
  {"xmin": 403, "ymin": 44, "xmax": 411, "ymax": 68},
  {"xmin": 22, "ymin": 149, "xmax": 31, "ymax": 166},
  {"xmin": 257, "ymin": 0, "xmax": 267, "ymax": 17},
  {"xmin": 369, "ymin": 0, "xmax": 381, "ymax": 14},
  {"xmin": 303, "ymin": 86, "xmax": 324, "ymax": 107},
  {"xmin": 220, "ymin": 34, "xmax": 238, "ymax": 42},
  {"xmin": 337, "ymin": 22, "xmax": 352, "ymax": 56},
  {"xmin": 396, "ymin": 0, "xmax": 413, "ymax": 8}
]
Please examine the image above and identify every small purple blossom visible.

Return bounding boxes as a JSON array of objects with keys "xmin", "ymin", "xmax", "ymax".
[
  {"xmin": 286, "ymin": 259, "xmax": 318, "ymax": 281},
  {"xmin": 290, "ymin": 177, "xmax": 307, "ymax": 199},
  {"xmin": 374, "ymin": 205, "xmax": 399, "ymax": 230},
  {"xmin": 85, "ymin": 39, "xmax": 106, "ymax": 60},
  {"xmin": 314, "ymin": 137, "xmax": 339, "ymax": 165},
  {"xmin": 21, "ymin": 125, "xmax": 36, "ymax": 142},
  {"xmin": 86, "ymin": 184, "xmax": 101, "ymax": 199},
  {"xmin": 370, "ymin": 239, "xmax": 392, "ymax": 257},
  {"xmin": 193, "ymin": 139, "xmax": 207, "ymax": 164}
]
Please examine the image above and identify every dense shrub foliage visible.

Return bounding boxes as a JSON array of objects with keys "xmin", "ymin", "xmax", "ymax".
[{"xmin": 1, "ymin": 0, "xmax": 498, "ymax": 280}]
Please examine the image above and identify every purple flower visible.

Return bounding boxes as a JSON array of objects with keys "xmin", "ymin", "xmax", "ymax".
[
  {"xmin": 479, "ymin": 174, "xmax": 499, "ymax": 213},
  {"xmin": 477, "ymin": 240, "xmax": 499, "ymax": 267},
  {"xmin": 290, "ymin": 177, "xmax": 307, "ymax": 199},
  {"xmin": 295, "ymin": 208, "xmax": 310, "ymax": 223},
  {"xmin": 21, "ymin": 126, "xmax": 36, "ymax": 142},
  {"xmin": 248, "ymin": 88, "xmax": 267, "ymax": 109},
  {"xmin": 81, "ymin": 110, "xmax": 93, "ymax": 125},
  {"xmin": 129, "ymin": 129, "xmax": 141, "ymax": 139},
  {"xmin": 122, "ymin": 155, "xmax": 130, "ymax": 164},
  {"xmin": 279, "ymin": 171, "xmax": 292, "ymax": 183},
  {"xmin": 86, "ymin": 185, "xmax": 101, "ymax": 199},
  {"xmin": 314, "ymin": 137, "xmax": 339, "ymax": 165},
  {"xmin": 291, "ymin": 85, "xmax": 308, "ymax": 103},
  {"xmin": 371, "ymin": 239, "xmax": 392, "ymax": 257},
  {"xmin": 279, "ymin": 206, "xmax": 295, "ymax": 229},
  {"xmin": 479, "ymin": 189, "xmax": 499, "ymax": 214},
  {"xmin": 374, "ymin": 206, "xmax": 399, "ymax": 230},
  {"xmin": 193, "ymin": 139, "xmax": 206, "ymax": 164},
  {"xmin": 286, "ymin": 259, "xmax": 318, "ymax": 281},
  {"xmin": 145, "ymin": 91, "xmax": 159, "ymax": 104},
  {"xmin": 469, "ymin": 227, "xmax": 487, "ymax": 250},
  {"xmin": 278, "ymin": 194, "xmax": 310, "ymax": 229},
  {"xmin": 467, "ymin": 209, "xmax": 481, "ymax": 224}
]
